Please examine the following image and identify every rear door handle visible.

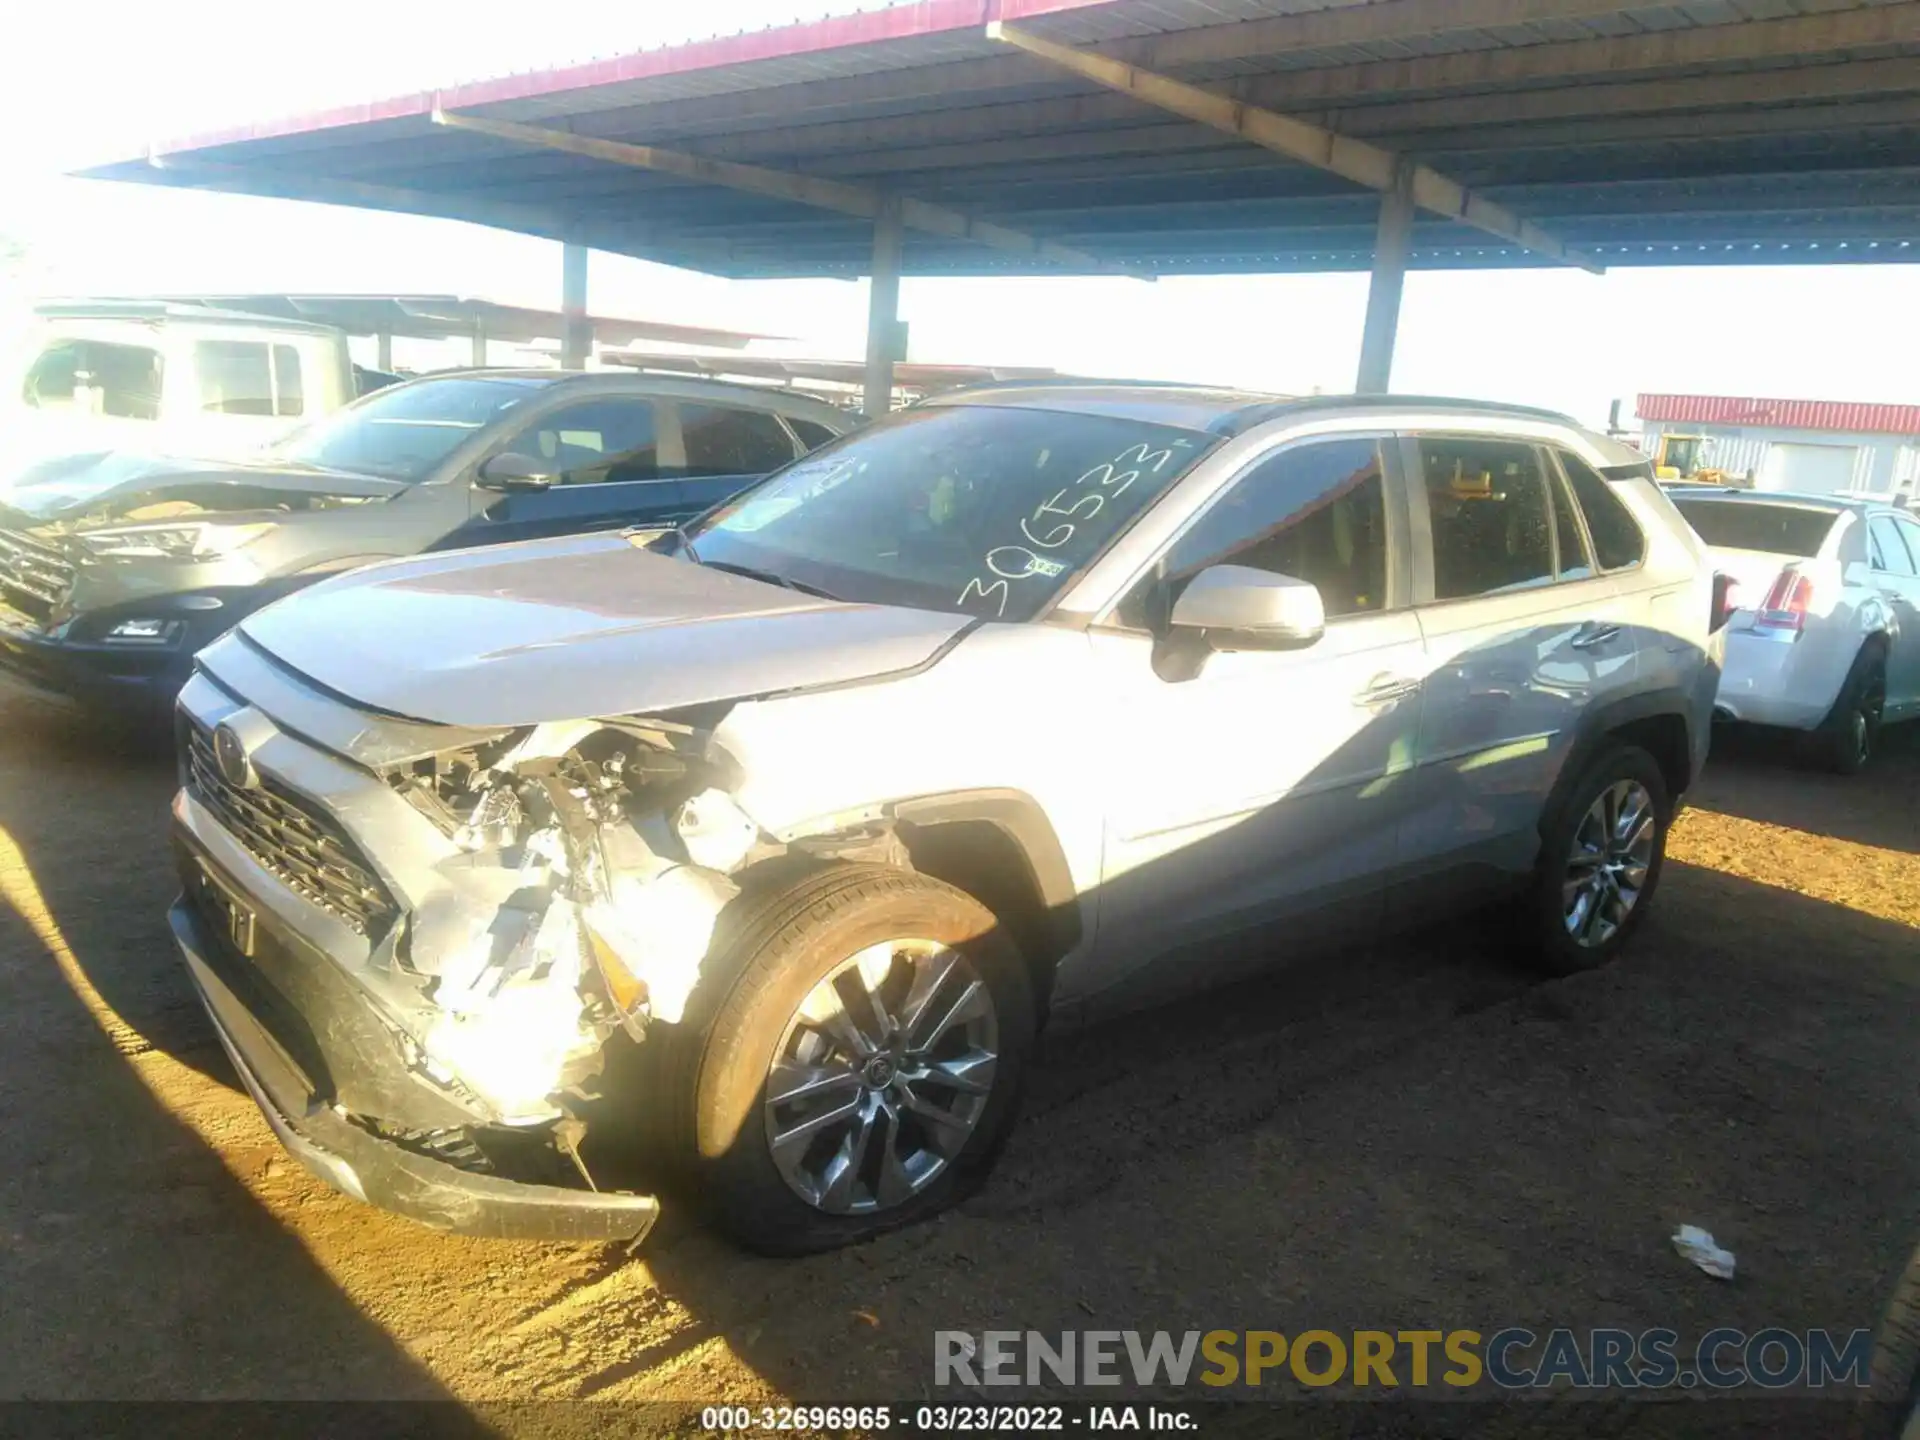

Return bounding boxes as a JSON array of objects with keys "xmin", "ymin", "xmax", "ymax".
[
  {"xmin": 1570, "ymin": 623, "xmax": 1623, "ymax": 651},
  {"xmin": 1354, "ymin": 674, "xmax": 1421, "ymax": 706}
]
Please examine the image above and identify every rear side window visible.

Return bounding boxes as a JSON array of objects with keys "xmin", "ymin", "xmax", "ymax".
[
  {"xmin": 195, "ymin": 339, "xmax": 302, "ymax": 417},
  {"xmin": 1869, "ymin": 515, "xmax": 1916, "ymax": 576},
  {"xmin": 1672, "ymin": 500, "xmax": 1838, "ymax": 558},
  {"xmin": 1418, "ymin": 438, "xmax": 1556, "ymax": 600},
  {"xmin": 21, "ymin": 339, "xmax": 164, "ymax": 420},
  {"xmin": 1558, "ymin": 452, "xmax": 1646, "ymax": 571},
  {"xmin": 682, "ymin": 405, "xmax": 799, "ymax": 476},
  {"xmin": 788, "ymin": 417, "xmax": 839, "ymax": 452}
]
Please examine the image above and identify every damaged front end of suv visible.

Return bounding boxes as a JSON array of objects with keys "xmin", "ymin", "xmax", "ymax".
[{"xmin": 172, "ymin": 666, "xmax": 855, "ymax": 1243}]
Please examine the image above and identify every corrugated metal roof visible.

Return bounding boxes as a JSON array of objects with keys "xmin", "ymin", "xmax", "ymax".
[
  {"xmin": 76, "ymin": 0, "xmax": 1920, "ymax": 278},
  {"xmin": 1638, "ymin": 393, "xmax": 1920, "ymax": 435}
]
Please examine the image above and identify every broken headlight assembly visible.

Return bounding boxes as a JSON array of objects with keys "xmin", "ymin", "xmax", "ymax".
[
  {"xmin": 380, "ymin": 719, "xmax": 772, "ymax": 1126},
  {"xmin": 77, "ymin": 521, "xmax": 275, "ymax": 561}
]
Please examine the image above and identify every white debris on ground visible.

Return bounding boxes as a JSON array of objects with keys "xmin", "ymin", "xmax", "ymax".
[{"xmin": 1672, "ymin": 1224, "xmax": 1736, "ymax": 1280}]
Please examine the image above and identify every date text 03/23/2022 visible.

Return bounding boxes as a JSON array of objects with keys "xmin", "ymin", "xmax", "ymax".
[{"xmin": 700, "ymin": 1404, "xmax": 1197, "ymax": 1432}]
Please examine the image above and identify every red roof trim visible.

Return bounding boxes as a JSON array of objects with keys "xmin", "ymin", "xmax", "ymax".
[
  {"xmin": 1637, "ymin": 394, "xmax": 1920, "ymax": 438},
  {"xmin": 148, "ymin": 0, "xmax": 1118, "ymax": 158}
]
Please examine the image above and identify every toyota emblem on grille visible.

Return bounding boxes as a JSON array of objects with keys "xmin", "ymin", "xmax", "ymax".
[{"xmin": 212, "ymin": 723, "xmax": 256, "ymax": 790}]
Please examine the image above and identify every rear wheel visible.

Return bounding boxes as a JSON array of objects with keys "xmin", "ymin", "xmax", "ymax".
[
  {"xmin": 671, "ymin": 864, "xmax": 1033, "ymax": 1254},
  {"xmin": 1811, "ymin": 646, "xmax": 1886, "ymax": 776},
  {"xmin": 1525, "ymin": 743, "xmax": 1671, "ymax": 976}
]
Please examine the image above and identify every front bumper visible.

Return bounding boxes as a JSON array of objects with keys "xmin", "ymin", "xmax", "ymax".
[
  {"xmin": 0, "ymin": 610, "xmax": 197, "ymax": 714},
  {"xmin": 170, "ymin": 893, "xmax": 659, "ymax": 1244}
]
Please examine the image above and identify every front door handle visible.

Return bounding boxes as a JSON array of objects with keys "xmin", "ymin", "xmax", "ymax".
[
  {"xmin": 1354, "ymin": 674, "xmax": 1421, "ymax": 706},
  {"xmin": 1570, "ymin": 623, "xmax": 1623, "ymax": 651}
]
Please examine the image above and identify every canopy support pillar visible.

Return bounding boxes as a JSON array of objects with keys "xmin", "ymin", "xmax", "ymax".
[
  {"xmin": 863, "ymin": 199, "xmax": 905, "ymax": 419},
  {"xmin": 1356, "ymin": 163, "xmax": 1415, "ymax": 395},
  {"xmin": 561, "ymin": 243, "xmax": 590, "ymax": 370}
]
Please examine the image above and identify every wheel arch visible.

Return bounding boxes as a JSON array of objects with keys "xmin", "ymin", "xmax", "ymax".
[
  {"xmin": 1546, "ymin": 688, "xmax": 1697, "ymax": 833},
  {"xmin": 886, "ymin": 789, "xmax": 1082, "ymax": 1019}
]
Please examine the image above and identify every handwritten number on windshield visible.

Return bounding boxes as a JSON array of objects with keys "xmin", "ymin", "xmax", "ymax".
[{"xmin": 956, "ymin": 438, "xmax": 1188, "ymax": 616}]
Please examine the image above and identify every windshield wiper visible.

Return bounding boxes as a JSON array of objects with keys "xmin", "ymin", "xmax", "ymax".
[{"xmin": 696, "ymin": 558, "xmax": 844, "ymax": 603}]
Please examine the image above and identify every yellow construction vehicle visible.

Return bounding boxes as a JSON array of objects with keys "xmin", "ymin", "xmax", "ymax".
[{"xmin": 1651, "ymin": 432, "xmax": 1738, "ymax": 485}]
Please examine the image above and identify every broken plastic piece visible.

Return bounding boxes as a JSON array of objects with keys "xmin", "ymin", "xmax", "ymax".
[
  {"xmin": 1672, "ymin": 1224, "xmax": 1736, "ymax": 1280},
  {"xmin": 582, "ymin": 865, "xmax": 738, "ymax": 1025},
  {"xmin": 675, "ymin": 788, "xmax": 760, "ymax": 873}
]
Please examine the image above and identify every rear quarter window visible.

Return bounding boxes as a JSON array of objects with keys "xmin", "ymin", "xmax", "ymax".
[
  {"xmin": 1671, "ymin": 500, "xmax": 1839, "ymax": 557},
  {"xmin": 1557, "ymin": 452, "xmax": 1646, "ymax": 571}
]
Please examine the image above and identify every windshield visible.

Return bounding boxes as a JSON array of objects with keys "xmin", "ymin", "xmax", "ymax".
[
  {"xmin": 682, "ymin": 404, "xmax": 1217, "ymax": 620},
  {"xmin": 270, "ymin": 376, "xmax": 547, "ymax": 481},
  {"xmin": 1673, "ymin": 499, "xmax": 1839, "ymax": 557}
]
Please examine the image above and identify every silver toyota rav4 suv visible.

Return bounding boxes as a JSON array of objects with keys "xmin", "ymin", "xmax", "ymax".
[{"xmin": 167, "ymin": 386, "xmax": 1722, "ymax": 1254}]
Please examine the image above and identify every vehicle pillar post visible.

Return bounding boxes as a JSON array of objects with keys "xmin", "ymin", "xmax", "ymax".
[
  {"xmin": 863, "ymin": 198, "xmax": 905, "ymax": 419},
  {"xmin": 375, "ymin": 332, "xmax": 392, "ymax": 371},
  {"xmin": 470, "ymin": 318, "xmax": 488, "ymax": 368},
  {"xmin": 1355, "ymin": 161, "xmax": 1415, "ymax": 395},
  {"xmin": 561, "ymin": 243, "xmax": 591, "ymax": 370}
]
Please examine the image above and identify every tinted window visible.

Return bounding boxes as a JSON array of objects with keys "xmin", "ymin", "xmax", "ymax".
[
  {"xmin": 1420, "ymin": 438, "xmax": 1554, "ymax": 600},
  {"xmin": 1125, "ymin": 438, "xmax": 1388, "ymax": 627},
  {"xmin": 1870, "ymin": 515, "xmax": 1916, "ymax": 576},
  {"xmin": 685, "ymin": 405, "xmax": 1215, "ymax": 621},
  {"xmin": 1671, "ymin": 500, "xmax": 1838, "ymax": 558},
  {"xmin": 788, "ymin": 417, "xmax": 839, "ymax": 451},
  {"xmin": 682, "ymin": 405, "xmax": 798, "ymax": 477},
  {"xmin": 272, "ymin": 375, "xmax": 545, "ymax": 482},
  {"xmin": 1559, "ymin": 452, "xmax": 1645, "ymax": 570},
  {"xmin": 514, "ymin": 398, "xmax": 661, "ymax": 484},
  {"xmin": 1551, "ymin": 473, "xmax": 1595, "ymax": 581},
  {"xmin": 21, "ymin": 340, "xmax": 163, "ymax": 420}
]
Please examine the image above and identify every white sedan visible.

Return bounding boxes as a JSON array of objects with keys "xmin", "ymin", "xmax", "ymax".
[{"xmin": 1668, "ymin": 488, "xmax": 1920, "ymax": 773}]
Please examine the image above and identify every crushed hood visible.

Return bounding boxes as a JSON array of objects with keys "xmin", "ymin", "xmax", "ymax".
[
  {"xmin": 0, "ymin": 449, "xmax": 405, "ymax": 527},
  {"xmin": 238, "ymin": 533, "xmax": 974, "ymax": 727}
]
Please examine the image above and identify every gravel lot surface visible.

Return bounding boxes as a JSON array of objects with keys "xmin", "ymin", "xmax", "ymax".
[{"xmin": 1, "ymin": 691, "xmax": 1915, "ymax": 1436}]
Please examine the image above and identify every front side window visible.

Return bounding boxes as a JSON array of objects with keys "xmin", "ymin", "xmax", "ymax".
[
  {"xmin": 21, "ymin": 339, "xmax": 164, "ymax": 420},
  {"xmin": 508, "ymin": 398, "xmax": 661, "ymax": 485},
  {"xmin": 682, "ymin": 405, "xmax": 799, "ymax": 477},
  {"xmin": 1419, "ymin": 438, "xmax": 1557, "ymax": 600},
  {"xmin": 1869, "ymin": 515, "xmax": 1917, "ymax": 576},
  {"xmin": 1120, "ymin": 437, "xmax": 1389, "ymax": 629},
  {"xmin": 272, "ymin": 375, "xmax": 546, "ymax": 482},
  {"xmin": 684, "ymin": 404, "xmax": 1216, "ymax": 620},
  {"xmin": 1557, "ymin": 451, "xmax": 1645, "ymax": 571}
]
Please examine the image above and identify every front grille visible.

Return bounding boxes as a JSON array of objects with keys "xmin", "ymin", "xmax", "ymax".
[
  {"xmin": 185, "ymin": 724, "xmax": 398, "ymax": 936},
  {"xmin": 0, "ymin": 528, "xmax": 74, "ymax": 624}
]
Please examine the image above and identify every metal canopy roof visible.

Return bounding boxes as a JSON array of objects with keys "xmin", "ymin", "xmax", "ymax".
[
  {"xmin": 123, "ymin": 294, "xmax": 774, "ymax": 348},
  {"xmin": 81, "ymin": 0, "xmax": 1920, "ymax": 277}
]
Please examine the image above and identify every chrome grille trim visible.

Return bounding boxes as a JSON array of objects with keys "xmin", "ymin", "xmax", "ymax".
[
  {"xmin": 0, "ymin": 528, "xmax": 74, "ymax": 622},
  {"xmin": 184, "ymin": 723, "xmax": 398, "ymax": 935}
]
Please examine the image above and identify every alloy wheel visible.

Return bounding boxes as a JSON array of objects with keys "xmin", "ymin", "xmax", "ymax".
[
  {"xmin": 764, "ymin": 939, "xmax": 998, "ymax": 1215},
  {"xmin": 1562, "ymin": 779, "xmax": 1658, "ymax": 949}
]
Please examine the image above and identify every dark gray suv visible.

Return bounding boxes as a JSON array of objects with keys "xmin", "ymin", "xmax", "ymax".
[{"xmin": 0, "ymin": 370, "xmax": 851, "ymax": 720}]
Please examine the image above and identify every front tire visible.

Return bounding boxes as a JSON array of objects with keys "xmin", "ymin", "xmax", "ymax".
[
  {"xmin": 675, "ymin": 864, "xmax": 1033, "ymax": 1255},
  {"xmin": 1525, "ymin": 743, "xmax": 1672, "ymax": 976}
]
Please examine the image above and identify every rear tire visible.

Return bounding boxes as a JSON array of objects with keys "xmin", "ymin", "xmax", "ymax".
[
  {"xmin": 1524, "ymin": 743, "xmax": 1671, "ymax": 976},
  {"xmin": 1810, "ymin": 646, "xmax": 1886, "ymax": 777},
  {"xmin": 663, "ymin": 863, "xmax": 1033, "ymax": 1255}
]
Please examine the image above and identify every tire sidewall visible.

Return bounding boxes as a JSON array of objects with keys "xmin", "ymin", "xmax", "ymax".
[
  {"xmin": 1530, "ymin": 743, "xmax": 1672, "ymax": 975},
  {"xmin": 1815, "ymin": 645, "xmax": 1886, "ymax": 776},
  {"xmin": 690, "ymin": 870, "xmax": 1034, "ymax": 1254}
]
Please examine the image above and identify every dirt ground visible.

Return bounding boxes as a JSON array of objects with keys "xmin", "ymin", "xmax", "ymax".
[{"xmin": 0, "ymin": 687, "xmax": 1916, "ymax": 1435}]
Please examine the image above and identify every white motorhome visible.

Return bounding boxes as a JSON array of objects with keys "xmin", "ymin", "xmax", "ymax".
[{"xmin": 4, "ymin": 301, "xmax": 356, "ymax": 483}]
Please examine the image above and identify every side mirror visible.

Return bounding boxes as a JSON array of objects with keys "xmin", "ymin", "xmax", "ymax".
[
  {"xmin": 477, "ymin": 452, "xmax": 559, "ymax": 492},
  {"xmin": 1169, "ymin": 565, "xmax": 1326, "ymax": 651}
]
